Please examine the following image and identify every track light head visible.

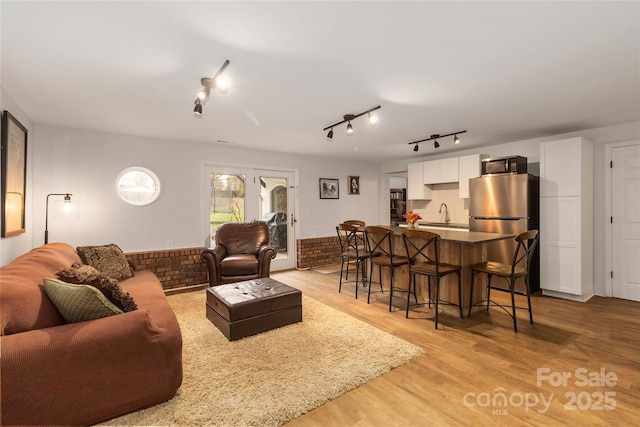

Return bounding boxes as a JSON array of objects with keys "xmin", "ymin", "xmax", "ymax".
[
  {"xmin": 216, "ymin": 75, "xmax": 230, "ymax": 94},
  {"xmin": 327, "ymin": 129, "xmax": 334, "ymax": 140},
  {"xmin": 368, "ymin": 112, "xmax": 378, "ymax": 127},
  {"xmin": 434, "ymin": 140, "xmax": 440, "ymax": 149},
  {"xmin": 346, "ymin": 122, "xmax": 354, "ymax": 135},
  {"xmin": 198, "ymin": 87, "xmax": 210, "ymax": 101},
  {"xmin": 194, "ymin": 100, "xmax": 203, "ymax": 117},
  {"xmin": 413, "ymin": 144, "xmax": 419, "ymax": 152},
  {"xmin": 454, "ymin": 134, "xmax": 460, "ymax": 144}
]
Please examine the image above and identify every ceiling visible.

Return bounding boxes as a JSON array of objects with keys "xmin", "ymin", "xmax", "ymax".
[{"xmin": 2, "ymin": 1, "xmax": 639, "ymax": 162}]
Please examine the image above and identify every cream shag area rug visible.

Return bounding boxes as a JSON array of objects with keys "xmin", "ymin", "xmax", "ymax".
[{"xmin": 100, "ymin": 290, "xmax": 423, "ymax": 427}]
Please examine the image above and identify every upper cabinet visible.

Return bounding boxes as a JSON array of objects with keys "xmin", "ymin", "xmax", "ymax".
[
  {"xmin": 423, "ymin": 158, "xmax": 459, "ymax": 184},
  {"xmin": 409, "ymin": 154, "xmax": 480, "ymax": 199},
  {"xmin": 458, "ymin": 154, "xmax": 481, "ymax": 198},
  {"xmin": 407, "ymin": 162, "xmax": 432, "ymax": 200},
  {"xmin": 540, "ymin": 137, "xmax": 592, "ymax": 197}
]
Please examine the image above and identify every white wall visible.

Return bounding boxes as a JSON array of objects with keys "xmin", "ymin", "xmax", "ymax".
[
  {"xmin": 27, "ymin": 124, "xmax": 379, "ymax": 256},
  {"xmin": 380, "ymin": 120, "xmax": 640, "ymax": 297},
  {"xmin": 0, "ymin": 89, "xmax": 34, "ymax": 265},
  {"xmin": 4, "ymin": 104, "xmax": 639, "ymax": 297}
]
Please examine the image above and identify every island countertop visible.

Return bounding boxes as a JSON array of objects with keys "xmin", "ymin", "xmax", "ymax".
[{"xmin": 388, "ymin": 225, "xmax": 514, "ymax": 244}]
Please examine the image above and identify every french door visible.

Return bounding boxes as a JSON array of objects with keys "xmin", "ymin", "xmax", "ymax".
[{"xmin": 204, "ymin": 164, "xmax": 296, "ymax": 271}]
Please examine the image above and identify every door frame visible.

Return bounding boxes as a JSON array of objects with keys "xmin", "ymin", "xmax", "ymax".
[
  {"xmin": 604, "ymin": 140, "xmax": 640, "ymax": 297},
  {"xmin": 201, "ymin": 161, "xmax": 299, "ymax": 270}
]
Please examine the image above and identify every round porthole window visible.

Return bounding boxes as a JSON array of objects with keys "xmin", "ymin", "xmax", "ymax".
[{"xmin": 115, "ymin": 167, "xmax": 161, "ymax": 206}]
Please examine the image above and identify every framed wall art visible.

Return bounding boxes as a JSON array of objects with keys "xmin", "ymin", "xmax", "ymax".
[
  {"xmin": 319, "ymin": 178, "xmax": 339, "ymax": 199},
  {"xmin": 1, "ymin": 111, "xmax": 28, "ymax": 237},
  {"xmin": 348, "ymin": 176, "xmax": 360, "ymax": 195}
]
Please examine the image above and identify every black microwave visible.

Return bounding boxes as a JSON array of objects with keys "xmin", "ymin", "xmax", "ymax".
[{"xmin": 481, "ymin": 156, "xmax": 528, "ymax": 175}]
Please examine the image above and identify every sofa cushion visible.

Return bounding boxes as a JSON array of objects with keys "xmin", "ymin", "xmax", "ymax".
[
  {"xmin": 43, "ymin": 278, "xmax": 123, "ymax": 323},
  {"xmin": 56, "ymin": 264, "xmax": 138, "ymax": 312},
  {"xmin": 76, "ymin": 244, "xmax": 135, "ymax": 280},
  {"xmin": 1, "ymin": 243, "xmax": 81, "ymax": 335}
]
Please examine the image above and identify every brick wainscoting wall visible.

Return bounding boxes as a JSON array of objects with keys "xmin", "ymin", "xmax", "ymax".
[
  {"xmin": 124, "ymin": 239, "xmax": 341, "ymax": 288},
  {"xmin": 126, "ymin": 247, "xmax": 208, "ymax": 290},
  {"xmin": 296, "ymin": 236, "xmax": 341, "ymax": 269}
]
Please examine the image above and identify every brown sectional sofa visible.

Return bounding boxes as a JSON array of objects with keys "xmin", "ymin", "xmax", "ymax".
[{"xmin": 0, "ymin": 243, "xmax": 183, "ymax": 426}]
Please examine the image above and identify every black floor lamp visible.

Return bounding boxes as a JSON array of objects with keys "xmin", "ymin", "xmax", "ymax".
[{"xmin": 44, "ymin": 193, "xmax": 72, "ymax": 244}]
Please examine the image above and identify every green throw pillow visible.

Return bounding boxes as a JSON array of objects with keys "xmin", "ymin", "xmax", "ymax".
[{"xmin": 43, "ymin": 278, "xmax": 123, "ymax": 324}]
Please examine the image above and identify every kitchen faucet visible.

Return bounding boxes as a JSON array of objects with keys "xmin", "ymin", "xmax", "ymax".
[{"xmin": 438, "ymin": 203, "xmax": 450, "ymax": 224}]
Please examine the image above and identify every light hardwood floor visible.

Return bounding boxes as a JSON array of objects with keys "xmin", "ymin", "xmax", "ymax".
[{"xmin": 272, "ymin": 268, "xmax": 640, "ymax": 426}]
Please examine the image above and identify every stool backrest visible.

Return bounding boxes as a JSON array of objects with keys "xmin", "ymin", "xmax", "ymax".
[
  {"xmin": 363, "ymin": 226, "xmax": 394, "ymax": 258},
  {"xmin": 402, "ymin": 229, "xmax": 442, "ymax": 273},
  {"xmin": 343, "ymin": 220, "xmax": 365, "ymax": 227},
  {"xmin": 336, "ymin": 223, "xmax": 364, "ymax": 255},
  {"xmin": 511, "ymin": 229, "xmax": 540, "ymax": 276}
]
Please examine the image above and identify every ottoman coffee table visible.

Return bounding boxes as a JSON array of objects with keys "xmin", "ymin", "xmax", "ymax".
[{"xmin": 206, "ymin": 277, "xmax": 302, "ymax": 341}]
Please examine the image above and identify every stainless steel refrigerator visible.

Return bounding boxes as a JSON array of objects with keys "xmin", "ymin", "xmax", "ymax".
[{"xmin": 469, "ymin": 174, "xmax": 539, "ymax": 292}]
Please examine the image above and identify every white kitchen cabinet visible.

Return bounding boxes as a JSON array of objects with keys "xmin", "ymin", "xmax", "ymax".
[
  {"xmin": 407, "ymin": 162, "xmax": 432, "ymax": 200},
  {"xmin": 458, "ymin": 154, "xmax": 481, "ymax": 198},
  {"xmin": 540, "ymin": 137, "xmax": 591, "ymax": 197},
  {"xmin": 422, "ymin": 160, "xmax": 440, "ymax": 184},
  {"xmin": 539, "ymin": 137, "xmax": 593, "ymax": 301},
  {"xmin": 423, "ymin": 158, "xmax": 459, "ymax": 184}
]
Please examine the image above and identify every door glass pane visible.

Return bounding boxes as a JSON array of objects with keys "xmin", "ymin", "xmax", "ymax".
[
  {"xmin": 209, "ymin": 173, "xmax": 246, "ymax": 238},
  {"xmin": 259, "ymin": 175, "xmax": 289, "ymax": 259}
]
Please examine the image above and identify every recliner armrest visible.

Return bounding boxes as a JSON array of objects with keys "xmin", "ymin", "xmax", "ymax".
[
  {"xmin": 257, "ymin": 245, "xmax": 277, "ymax": 278},
  {"xmin": 201, "ymin": 246, "xmax": 227, "ymax": 286}
]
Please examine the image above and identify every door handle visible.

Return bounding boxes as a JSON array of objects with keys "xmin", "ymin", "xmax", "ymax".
[{"xmin": 290, "ymin": 213, "xmax": 297, "ymax": 227}]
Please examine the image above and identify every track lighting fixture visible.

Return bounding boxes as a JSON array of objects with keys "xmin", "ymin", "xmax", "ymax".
[
  {"xmin": 408, "ymin": 130, "xmax": 467, "ymax": 151},
  {"xmin": 193, "ymin": 59, "xmax": 230, "ymax": 117},
  {"xmin": 323, "ymin": 105, "xmax": 381, "ymax": 138}
]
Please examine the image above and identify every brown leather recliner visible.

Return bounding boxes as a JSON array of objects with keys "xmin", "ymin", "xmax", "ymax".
[{"xmin": 201, "ymin": 221, "xmax": 277, "ymax": 287}]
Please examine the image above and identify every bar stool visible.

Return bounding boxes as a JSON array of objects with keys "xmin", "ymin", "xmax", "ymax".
[
  {"xmin": 336, "ymin": 223, "xmax": 372, "ymax": 299},
  {"xmin": 468, "ymin": 230, "xmax": 540, "ymax": 333},
  {"xmin": 402, "ymin": 229, "xmax": 463, "ymax": 329},
  {"xmin": 363, "ymin": 226, "xmax": 409, "ymax": 306},
  {"xmin": 343, "ymin": 220, "xmax": 366, "ymax": 251}
]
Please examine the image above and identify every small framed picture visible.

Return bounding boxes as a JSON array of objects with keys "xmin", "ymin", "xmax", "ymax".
[
  {"xmin": 348, "ymin": 176, "xmax": 360, "ymax": 195},
  {"xmin": 319, "ymin": 178, "xmax": 339, "ymax": 199}
]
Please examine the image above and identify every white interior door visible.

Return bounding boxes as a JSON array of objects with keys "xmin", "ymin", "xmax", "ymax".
[
  {"xmin": 612, "ymin": 144, "xmax": 640, "ymax": 301},
  {"xmin": 204, "ymin": 165, "xmax": 296, "ymax": 271}
]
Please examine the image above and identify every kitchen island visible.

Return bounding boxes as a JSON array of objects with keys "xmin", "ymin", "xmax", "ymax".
[{"xmin": 378, "ymin": 225, "xmax": 514, "ymax": 313}]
